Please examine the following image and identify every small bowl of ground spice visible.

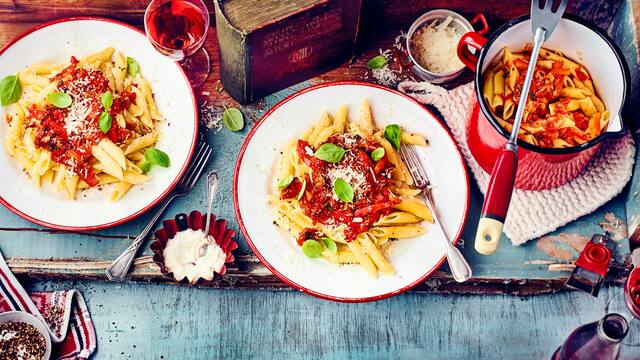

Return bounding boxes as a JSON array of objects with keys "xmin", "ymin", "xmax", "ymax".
[
  {"xmin": 406, "ymin": 9, "xmax": 487, "ymax": 83},
  {"xmin": 0, "ymin": 311, "xmax": 51, "ymax": 360}
]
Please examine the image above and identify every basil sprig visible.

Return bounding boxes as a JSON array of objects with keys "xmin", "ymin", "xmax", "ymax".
[
  {"xmin": 47, "ymin": 92, "xmax": 72, "ymax": 108},
  {"xmin": 333, "ymin": 178, "xmax": 354, "ymax": 203},
  {"xmin": 367, "ymin": 55, "xmax": 388, "ymax": 69},
  {"xmin": 140, "ymin": 148, "xmax": 170, "ymax": 173},
  {"xmin": 98, "ymin": 111, "xmax": 112, "ymax": 133},
  {"xmin": 384, "ymin": 124, "xmax": 401, "ymax": 150},
  {"xmin": 302, "ymin": 236, "xmax": 337, "ymax": 259},
  {"xmin": 320, "ymin": 236, "xmax": 337, "ymax": 254},
  {"xmin": 99, "ymin": 91, "xmax": 113, "ymax": 133},
  {"xmin": 0, "ymin": 75, "xmax": 22, "ymax": 106},
  {"xmin": 101, "ymin": 91, "xmax": 113, "ymax": 109},
  {"xmin": 278, "ymin": 175, "xmax": 294, "ymax": 189},
  {"xmin": 302, "ymin": 240, "xmax": 322, "ymax": 258},
  {"xmin": 314, "ymin": 143, "xmax": 346, "ymax": 164},
  {"xmin": 222, "ymin": 107, "xmax": 244, "ymax": 131},
  {"xmin": 371, "ymin": 147, "xmax": 385, "ymax": 161},
  {"xmin": 127, "ymin": 57, "xmax": 140, "ymax": 77}
]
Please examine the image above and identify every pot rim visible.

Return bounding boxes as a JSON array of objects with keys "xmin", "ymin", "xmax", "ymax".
[{"xmin": 473, "ymin": 13, "xmax": 630, "ymax": 155}]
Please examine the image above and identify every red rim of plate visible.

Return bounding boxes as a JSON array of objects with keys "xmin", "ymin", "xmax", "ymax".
[
  {"xmin": 233, "ymin": 81, "xmax": 470, "ymax": 303},
  {"xmin": 0, "ymin": 16, "xmax": 199, "ymax": 231}
]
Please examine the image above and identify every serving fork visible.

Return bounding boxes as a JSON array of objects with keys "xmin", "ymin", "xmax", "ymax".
[
  {"xmin": 105, "ymin": 141, "xmax": 213, "ymax": 281},
  {"xmin": 475, "ymin": 0, "xmax": 568, "ymax": 255},
  {"xmin": 399, "ymin": 144, "xmax": 472, "ymax": 283}
]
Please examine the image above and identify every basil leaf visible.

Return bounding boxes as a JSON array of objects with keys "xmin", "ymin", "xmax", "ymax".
[
  {"xmin": 320, "ymin": 236, "xmax": 337, "ymax": 254},
  {"xmin": 296, "ymin": 178, "xmax": 306, "ymax": 200},
  {"xmin": 222, "ymin": 107, "xmax": 244, "ymax": 131},
  {"xmin": 47, "ymin": 92, "xmax": 72, "ymax": 108},
  {"xmin": 278, "ymin": 175, "xmax": 294, "ymax": 189},
  {"xmin": 301, "ymin": 240, "xmax": 322, "ymax": 258},
  {"xmin": 314, "ymin": 143, "xmax": 346, "ymax": 164},
  {"xmin": 127, "ymin": 57, "xmax": 140, "ymax": 77},
  {"xmin": 144, "ymin": 148, "xmax": 170, "ymax": 168},
  {"xmin": 384, "ymin": 124, "xmax": 402, "ymax": 150},
  {"xmin": 99, "ymin": 111, "xmax": 112, "ymax": 133},
  {"xmin": 139, "ymin": 148, "xmax": 171, "ymax": 174},
  {"xmin": 0, "ymin": 75, "xmax": 21, "ymax": 106},
  {"xmin": 367, "ymin": 55, "xmax": 388, "ymax": 69},
  {"xmin": 333, "ymin": 178, "xmax": 354, "ymax": 203},
  {"xmin": 371, "ymin": 147, "xmax": 385, "ymax": 161},
  {"xmin": 139, "ymin": 162, "xmax": 151, "ymax": 173},
  {"xmin": 101, "ymin": 91, "xmax": 113, "ymax": 110}
]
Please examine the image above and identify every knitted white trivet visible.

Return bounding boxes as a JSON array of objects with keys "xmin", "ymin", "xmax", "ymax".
[{"xmin": 398, "ymin": 81, "xmax": 636, "ymax": 245}]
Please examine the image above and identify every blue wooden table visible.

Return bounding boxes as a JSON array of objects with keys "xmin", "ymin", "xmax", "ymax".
[{"xmin": 1, "ymin": 0, "xmax": 640, "ymax": 358}]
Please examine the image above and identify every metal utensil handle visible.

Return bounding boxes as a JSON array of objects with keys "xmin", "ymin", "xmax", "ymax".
[
  {"xmin": 423, "ymin": 193, "xmax": 472, "ymax": 282},
  {"xmin": 509, "ymin": 27, "xmax": 546, "ymax": 144},
  {"xmin": 204, "ymin": 171, "xmax": 219, "ymax": 236},
  {"xmin": 105, "ymin": 194, "xmax": 177, "ymax": 281}
]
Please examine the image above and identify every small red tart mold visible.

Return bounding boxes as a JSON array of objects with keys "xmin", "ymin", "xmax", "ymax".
[{"xmin": 150, "ymin": 210, "xmax": 238, "ymax": 285}]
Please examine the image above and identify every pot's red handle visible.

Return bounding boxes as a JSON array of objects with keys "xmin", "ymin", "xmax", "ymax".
[
  {"xmin": 469, "ymin": 14, "xmax": 489, "ymax": 35},
  {"xmin": 457, "ymin": 32, "xmax": 487, "ymax": 71},
  {"xmin": 475, "ymin": 147, "xmax": 518, "ymax": 255}
]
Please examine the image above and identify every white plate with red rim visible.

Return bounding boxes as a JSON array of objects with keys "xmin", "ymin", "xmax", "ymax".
[
  {"xmin": 0, "ymin": 17, "xmax": 198, "ymax": 230},
  {"xmin": 234, "ymin": 81, "xmax": 470, "ymax": 302}
]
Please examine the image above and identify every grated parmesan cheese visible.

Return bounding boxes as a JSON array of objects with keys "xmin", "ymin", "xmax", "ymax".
[
  {"xmin": 200, "ymin": 102, "xmax": 223, "ymax": 131},
  {"xmin": 409, "ymin": 16, "xmax": 465, "ymax": 73},
  {"xmin": 327, "ymin": 165, "xmax": 367, "ymax": 199},
  {"xmin": 64, "ymin": 98, "xmax": 92, "ymax": 140}
]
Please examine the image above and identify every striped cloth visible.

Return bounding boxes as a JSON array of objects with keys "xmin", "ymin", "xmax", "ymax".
[{"xmin": 0, "ymin": 251, "xmax": 96, "ymax": 359}]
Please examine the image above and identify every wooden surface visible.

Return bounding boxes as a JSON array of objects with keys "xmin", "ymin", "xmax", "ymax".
[
  {"xmin": 0, "ymin": 0, "xmax": 633, "ymax": 291},
  {"xmin": 1, "ymin": 1, "xmax": 640, "ymax": 358}
]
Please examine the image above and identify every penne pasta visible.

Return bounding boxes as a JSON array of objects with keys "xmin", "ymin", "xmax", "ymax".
[
  {"xmin": 272, "ymin": 100, "xmax": 432, "ymax": 278},
  {"xmin": 1, "ymin": 48, "xmax": 166, "ymax": 200},
  {"xmin": 485, "ymin": 46, "xmax": 607, "ymax": 148}
]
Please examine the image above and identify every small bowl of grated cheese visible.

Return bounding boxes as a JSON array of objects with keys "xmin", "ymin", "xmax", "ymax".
[{"xmin": 407, "ymin": 9, "xmax": 482, "ymax": 83}]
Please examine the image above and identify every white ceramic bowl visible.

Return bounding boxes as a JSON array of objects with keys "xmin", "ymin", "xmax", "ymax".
[
  {"xmin": 234, "ymin": 81, "xmax": 470, "ymax": 302},
  {"xmin": 0, "ymin": 311, "xmax": 52, "ymax": 360}
]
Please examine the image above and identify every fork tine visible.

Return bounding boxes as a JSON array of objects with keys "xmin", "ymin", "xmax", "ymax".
[
  {"xmin": 400, "ymin": 145, "xmax": 430, "ymax": 187},
  {"xmin": 186, "ymin": 147, "xmax": 212, "ymax": 189},
  {"xmin": 184, "ymin": 145, "xmax": 211, "ymax": 189},
  {"xmin": 180, "ymin": 142, "xmax": 207, "ymax": 184}
]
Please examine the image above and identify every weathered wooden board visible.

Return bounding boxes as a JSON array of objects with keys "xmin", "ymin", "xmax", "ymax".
[
  {"xmin": 25, "ymin": 279, "xmax": 640, "ymax": 359},
  {"xmin": 0, "ymin": 0, "xmax": 634, "ymax": 294}
]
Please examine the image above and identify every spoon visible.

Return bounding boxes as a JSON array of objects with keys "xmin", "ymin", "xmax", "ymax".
[{"xmin": 199, "ymin": 170, "xmax": 219, "ymax": 257}]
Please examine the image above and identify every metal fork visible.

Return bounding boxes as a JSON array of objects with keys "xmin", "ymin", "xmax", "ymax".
[
  {"xmin": 475, "ymin": 0, "xmax": 568, "ymax": 255},
  {"xmin": 105, "ymin": 141, "xmax": 213, "ymax": 281},
  {"xmin": 399, "ymin": 145, "xmax": 472, "ymax": 283}
]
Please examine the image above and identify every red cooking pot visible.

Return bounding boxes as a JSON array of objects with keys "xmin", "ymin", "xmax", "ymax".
[{"xmin": 457, "ymin": 14, "xmax": 629, "ymax": 191}]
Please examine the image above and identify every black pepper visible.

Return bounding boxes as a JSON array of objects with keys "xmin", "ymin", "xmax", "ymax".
[{"xmin": 0, "ymin": 321, "xmax": 46, "ymax": 360}]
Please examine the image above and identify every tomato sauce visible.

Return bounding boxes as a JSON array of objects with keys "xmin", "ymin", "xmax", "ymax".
[
  {"xmin": 504, "ymin": 55, "xmax": 598, "ymax": 147},
  {"xmin": 281, "ymin": 134, "xmax": 399, "ymax": 242},
  {"xmin": 31, "ymin": 57, "xmax": 135, "ymax": 187}
]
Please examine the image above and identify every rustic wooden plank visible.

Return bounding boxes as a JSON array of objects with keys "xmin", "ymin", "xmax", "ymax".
[
  {"xmin": 24, "ymin": 279, "xmax": 640, "ymax": 359},
  {"xmin": 5, "ymin": 253, "xmax": 631, "ymax": 296}
]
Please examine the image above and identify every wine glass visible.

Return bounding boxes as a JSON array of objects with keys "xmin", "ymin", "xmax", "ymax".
[
  {"xmin": 622, "ymin": 265, "xmax": 640, "ymax": 347},
  {"xmin": 144, "ymin": 0, "xmax": 211, "ymax": 87}
]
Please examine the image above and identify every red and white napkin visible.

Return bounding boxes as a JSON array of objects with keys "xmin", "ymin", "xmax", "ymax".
[{"xmin": 0, "ymin": 251, "xmax": 96, "ymax": 359}]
